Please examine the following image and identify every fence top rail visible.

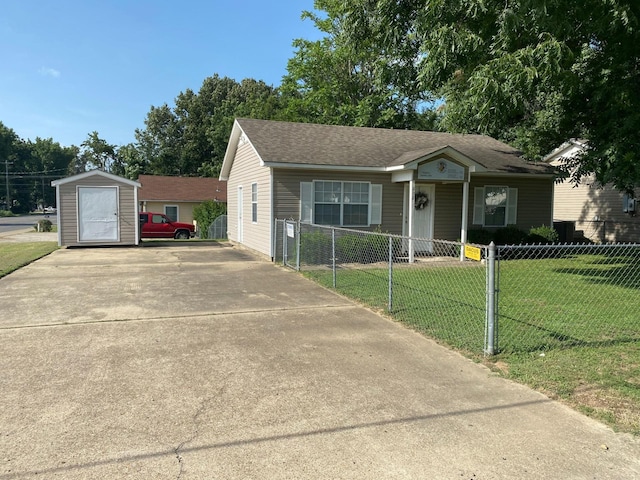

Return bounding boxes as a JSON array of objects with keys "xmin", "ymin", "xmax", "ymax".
[
  {"xmin": 277, "ymin": 219, "xmax": 487, "ymax": 250},
  {"xmin": 497, "ymin": 242, "xmax": 640, "ymax": 251}
]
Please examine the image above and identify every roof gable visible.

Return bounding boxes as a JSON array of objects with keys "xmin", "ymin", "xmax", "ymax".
[
  {"xmin": 51, "ymin": 170, "xmax": 141, "ymax": 187},
  {"xmin": 138, "ymin": 175, "xmax": 227, "ymax": 202}
]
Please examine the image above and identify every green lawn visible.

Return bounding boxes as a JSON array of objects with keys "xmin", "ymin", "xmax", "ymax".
[
  {"xmin": 303, "ymin": 253, "xmax": 640, "ymax": 435},
  {"xmin": 0, "ymin": 242, "xmax": 58, "ymax": 278}
]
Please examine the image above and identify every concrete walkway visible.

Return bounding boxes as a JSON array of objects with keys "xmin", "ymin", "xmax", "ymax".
[{"xmin": 0, "ymin": 244, "xmax": 638, "ymax": 479}]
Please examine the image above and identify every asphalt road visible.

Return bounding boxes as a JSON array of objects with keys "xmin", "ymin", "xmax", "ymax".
[{"xmin": 0, "ymin": 213, "xmax": 57, "ymax": 234}]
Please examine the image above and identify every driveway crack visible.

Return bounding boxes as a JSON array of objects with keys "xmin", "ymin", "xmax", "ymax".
[{"xmin": 174, "ymin": 395, "xmax": 217, "ymax": 479}]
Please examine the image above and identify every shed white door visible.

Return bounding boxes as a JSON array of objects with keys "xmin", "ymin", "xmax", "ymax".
[{"xmin": 78, "ymin": 186, "xmax": 119, "ymax": 242}]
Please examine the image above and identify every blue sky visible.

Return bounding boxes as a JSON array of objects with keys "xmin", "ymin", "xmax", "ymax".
[{"xmin": 0, "ymin": 0, "xmax": 322, "ymax": 148}]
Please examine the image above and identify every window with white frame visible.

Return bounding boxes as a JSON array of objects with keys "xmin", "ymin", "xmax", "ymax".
[
  {"xmin": 300, "ymin": 181, "xmax": 382, "ymax": 227},
  {"xmin": 251, "ymin": 183, "xmax": 258, "ymax": 223},
  {"xmin": 473, "ymin": 186, "xmax": 518, "ymax": 227}
]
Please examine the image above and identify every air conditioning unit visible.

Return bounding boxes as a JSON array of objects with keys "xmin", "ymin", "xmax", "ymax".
[{"xmin": 623, "ymin": 194, "xmax": 636, "ymax": 213}]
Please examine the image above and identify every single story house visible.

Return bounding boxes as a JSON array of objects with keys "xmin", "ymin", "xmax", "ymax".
[
  {"xmin": 51, "ymin": 170, "xmax": 141, "ymax": 247},
  {"xmin": 544, "ymin": 139, "xmax": 638, "ymax": 243},
  {"xmin": 220, "ymin": 118, "xmax": 555, "ymax": 259},
  {"xmin": 138, "ymin": 175, "xmax": 227, "ymax": 226}
]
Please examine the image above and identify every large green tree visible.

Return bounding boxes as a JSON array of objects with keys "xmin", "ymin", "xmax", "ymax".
[
  {"xmin": 134, "ymin": 75, "xmax": 282, "ymax": 177},
  {"xmin": 0, "ymin": 122, "xmax": 76, "ymax": 212},
  {"xmin": 281, "ymin": 0, "xmax": 436, "ymax": 129},
  {"xmin": 74, "ymin": 131, "xmax": 118, "ymax": 173},
  {"xmin": 337, "ymin": 0, "xmax": 640, "ymax": 191}
]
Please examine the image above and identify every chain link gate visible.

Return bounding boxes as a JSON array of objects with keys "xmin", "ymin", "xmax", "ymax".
[{"xmin": 282, "ymin": 219, "xmax": 300, "ymax": 270}]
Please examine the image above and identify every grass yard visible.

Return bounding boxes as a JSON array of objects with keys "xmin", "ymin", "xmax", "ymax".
[
  {"xmin": 0, "ymin": 242, "xmax": 58, "ymax": 278},
  {"xmin": 303, "ymin": 252, "xmax": 640, "ymax": 434}
]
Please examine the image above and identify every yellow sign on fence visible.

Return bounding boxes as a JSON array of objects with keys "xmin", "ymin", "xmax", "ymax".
[{"xmin": 464, "ymin": 245, "xmax": 482, "ymax": 262}]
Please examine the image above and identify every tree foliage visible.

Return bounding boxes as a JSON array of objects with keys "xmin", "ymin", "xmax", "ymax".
[
  {"xmin": 0, "ymin": 121, "xmax": 76, "ymax": 212},
  {"xmin": 337, "ymin": 0, "xmax": 640, "ymax": 191},
  {"xmin": 134, "ymin": 75, "xmax": 282, "ymax": 178},
  {"xmin": 74, "ymin": 131, "xmax": 119, "ymax": 174},
  {"xmin": 280, "ymin": 0, "xmax": 437, "ymax": 129}
]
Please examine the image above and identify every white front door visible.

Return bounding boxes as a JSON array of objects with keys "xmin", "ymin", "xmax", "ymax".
[
  {"xmin": 237, "ymin": 186, "xmax": 243, "ymax": 243},
  {"xmin": 78, "ymin": 186, "xmax": 119, "ymax": 242},
  {"xmin": 412, "ymin": 184, "xmax": 434, "ymax": 252}
]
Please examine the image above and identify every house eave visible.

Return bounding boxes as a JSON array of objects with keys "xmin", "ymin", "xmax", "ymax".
[{"xmin": 264, "ymin": 162, "xmax": 389, "ymax": 172}]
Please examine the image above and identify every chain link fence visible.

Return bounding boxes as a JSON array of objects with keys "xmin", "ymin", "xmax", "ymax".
[
  {"xmin": 274, "ymin": 219, "xmax": 640, "ymax": 356},
  {"xmin": 495, "ymin": 243, "xmax": 640, "ymax": 354},
  {"xmin": 207, "ymin": 215, "xmax": 228, "ymax": 240},
  {"xmin": 275, "ymin": 219, "xmax": 489, "ymax": 353}
]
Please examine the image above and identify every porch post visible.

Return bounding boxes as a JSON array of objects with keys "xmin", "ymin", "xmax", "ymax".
[
  {"xmin": 408, "ymin": 179, "xmax": 415, "ymax": 263},
  {"xmin": 460, "ymin": 180, "xmax": 469, "ymax": 261}
]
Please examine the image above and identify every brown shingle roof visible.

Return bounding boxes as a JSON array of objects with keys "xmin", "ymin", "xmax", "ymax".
[
  {"xmin": 236, "ymin": 118, "xmax": 551, "ymax": 175},
  {"xmin": 138, "ymin": 175, "xmax": 227, "ymax": 202}
]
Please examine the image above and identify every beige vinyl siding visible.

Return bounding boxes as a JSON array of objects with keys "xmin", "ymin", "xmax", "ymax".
[
  {"xmin": 226, "ymin": 142, "xmax": 272, "ymax": 256},
  {"xmin": 467, "ymin": 176, "xmax": 554, "ymax": 233},
  {"xmin": 272, "ymin": 169, "xmax": 405, "ymax": 234},
  {"xmin": 554, "ymin": 179, "xmax": 640, "ymax": 242},
  {"xmin": 58, "ymin": 176, "xmax": 137, "ymax": 246},
  {"xmin": 142, "ymin": 201, "xmax": 198, "ymax": 225},
  {"xmin": 431, "ymin": 183, "xmax": 464, "ymax": 240}
]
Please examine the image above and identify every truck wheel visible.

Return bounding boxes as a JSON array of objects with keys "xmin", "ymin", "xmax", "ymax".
[{"xmin": 175, "ymin": 230, "xmax": 190, "ymax": 240}]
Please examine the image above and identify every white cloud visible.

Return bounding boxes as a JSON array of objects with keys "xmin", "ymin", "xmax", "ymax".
[{"xmin": 39, "ymin": 67, "xmax": 61, "ymax": 78}]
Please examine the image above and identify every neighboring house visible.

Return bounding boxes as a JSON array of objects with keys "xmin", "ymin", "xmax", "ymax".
[
  {"xmin": 137, "ymin": 175, "xmax": 227, "ymax": 227},
  {"xmin": 220, "ymin": 118, "xmax": 555, "ymax": 259},
  {"xmin": 544, "ymin": 139, "xmax": 638, "ymax": 243}
]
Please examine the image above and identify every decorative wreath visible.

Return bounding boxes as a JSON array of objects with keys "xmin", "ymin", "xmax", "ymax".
[{"xmin": 414, "ymin": 192, "xmax": 429, "ymax": 210}]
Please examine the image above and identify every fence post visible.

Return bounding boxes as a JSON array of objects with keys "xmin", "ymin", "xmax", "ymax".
[
  {"xmin": 282, "ymin": 221, "xmax": 287, "ymax": 266},
  {"xmin": 295, "ymin": 221, "xmax": 301, "ymax": 271},
  {"xmin": 485, "ymin": 241, "xmax": 497, "ymax": 355},
  {"xmin": 388, "ymin": 235, "xmax": 393, "ymax": 312},
  {"xmin": 332, "ymin": 228, "xmax": 336, "ymax": 288}
]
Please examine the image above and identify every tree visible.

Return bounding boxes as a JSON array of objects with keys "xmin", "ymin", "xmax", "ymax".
[
  {"xmin": 337, "ymin": 0, "xmax": 640, "ymax": 191},
  {"xmin": 77, "ymin": 131, "xmax": 118, "ymax": 173},
  {"xmin": 280, "ymin": 0, "xmax": 436, "ymax": 129},
  {"xmin": 133, "ymin": 75, "xmax": 282, "ymax": 178},
  {"xmin": 29, "ymin": 137, "xmax": 77, "ymax": 207}
]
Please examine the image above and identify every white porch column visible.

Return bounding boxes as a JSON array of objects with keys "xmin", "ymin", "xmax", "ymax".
[
  {"xmin": 408, "ymin": 179, "xmax": 415, "ymax": 263},
  {"xmin": 459, "ymin": 180, "xmax": 469, "ymax": 261}
]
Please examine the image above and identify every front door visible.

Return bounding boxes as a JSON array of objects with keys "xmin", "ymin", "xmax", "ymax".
[
  {"xmin": 78, "ymin": 186, "xmax": 119, "ymax": 242},
  {"xmin": 411, "ymin": 184, "xmax": 434, "ymax": 252}
]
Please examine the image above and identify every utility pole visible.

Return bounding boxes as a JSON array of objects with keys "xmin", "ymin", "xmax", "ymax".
[{"xmin": 2, "ymin": 160, "xmax": 12, "ymax": 210}]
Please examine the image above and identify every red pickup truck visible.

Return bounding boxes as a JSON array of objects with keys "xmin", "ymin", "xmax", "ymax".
[{"xmin": 139, "ymin": 212, "xmax": 195, "ymax": 239}]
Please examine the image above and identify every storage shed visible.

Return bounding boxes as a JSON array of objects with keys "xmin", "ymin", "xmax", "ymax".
[{"xmin": 51, "ymin": 170, "xmax": 141, "ymax": 247}]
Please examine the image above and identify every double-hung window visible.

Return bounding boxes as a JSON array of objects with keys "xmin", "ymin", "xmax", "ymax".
[
  {"xmin": 300, "ymin": 181, "xmax": 382, "ymax": 227},
  {"xmin": 473, "ymin": 186, "xmax": 518, "ymax": 227},
  {"xmin": 251, "ymin": 183, "xmax": 258, "ymax": 223}
]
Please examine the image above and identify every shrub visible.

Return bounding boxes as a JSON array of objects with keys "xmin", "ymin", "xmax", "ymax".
[
  {"xmin": 493, "ymin": 225, "xmax": 528, "ymax": 245},
  {"xmin": 336, "ymin": 231, "xmax": 391, "ymax": 264},
  {"xmin": 527, "ymin": 225, "xmax": 559, "ymax": 244},
  {"xmin": 300, "ymin": 231, "xmax": 332, "ymax": 265},
  {"xmin": 0, "ymin": 210, "xmax": 17, "ymax": 217},
  {"xmin": 193, "ymin": 200, "xmax": 227, "ymax": 239},
  {"xmin": 34, "ymin": 219, "xmax": 53, "ymax": 232},
  {"xmin": 467, "ymin": 229, "xmax": 493, "ymax": 245}
]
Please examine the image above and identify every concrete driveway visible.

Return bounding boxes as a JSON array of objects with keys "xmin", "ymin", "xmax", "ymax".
[{"xmin": 0, "ymin": 244, "xmax": 638, "ymax": 479}]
